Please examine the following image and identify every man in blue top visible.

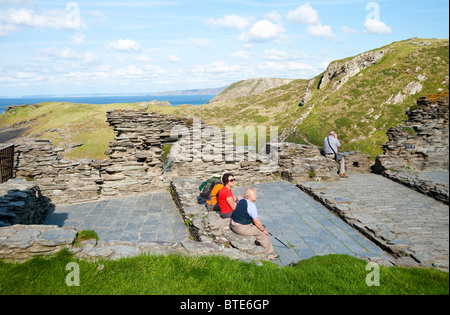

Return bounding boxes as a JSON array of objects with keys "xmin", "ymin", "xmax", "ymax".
[
  {"xmin": 324, "ymin": 131, "xmax": 348, "ymax": 178},
  {"xmin": 230, "ymin": 187, "xmax": 278, "ymax": 259}
]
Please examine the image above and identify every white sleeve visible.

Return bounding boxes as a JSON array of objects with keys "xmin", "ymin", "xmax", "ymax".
[{"xmin": 247, "ymin": 201, "xmax": 259, "ymax": 219}]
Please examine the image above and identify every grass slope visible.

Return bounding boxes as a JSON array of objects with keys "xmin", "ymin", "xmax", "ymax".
[
  {"xmin": 150, "ymin": 38, "xmax": 449, "ymax": 158},
  {"xmin": 0, "ymin": 250, "xmax": 448, "ymax": 295},
  {"xmin": 293, "ymin": 38, "xmax": 449, "ymax": 157},
  {"xmin": 0, "ymin": 102, "xmax": 144, "ymax": 160}
]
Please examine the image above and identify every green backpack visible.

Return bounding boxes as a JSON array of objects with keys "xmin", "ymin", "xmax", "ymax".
[{"xmin": 199, "ymin": 177, "xmax": 221, "ymax": 199}]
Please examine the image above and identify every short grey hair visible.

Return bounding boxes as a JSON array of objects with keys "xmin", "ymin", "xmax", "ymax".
[{"xmin": 244, "ymin": 187, "xmax": 257, "ymax": 199}]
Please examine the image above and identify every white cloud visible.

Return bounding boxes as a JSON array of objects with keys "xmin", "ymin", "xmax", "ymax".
[
  {"xmin": 192, "ymin": 61, "xmax": 240, "ymax": 74},
  {"xmin": 91, "ymin": 10, "xmax": 107, "ymax": 22},
  {"xmin": 135, "ymin": 55, "xmax": 155, "ymax": 62},
  {"xmin": 114, "ymin": 65, "xmax": 146, "ymax": 77},
  {"xmin": 189, "ymin": 37, "xmax": 211, "ymax": 48},
  {"xmin": 0, "ymin": 7, "xmax": 86, "ymax": 37},
  {"xmin": 286, "ymin": 3, "xmax": 335, "ymax": 40},
  {"xmin": 167, "ymin": 54, "xmax": 181, "ymax": 63},
  {"xmin": 34, "ymin": 47, "xmax": 100, "ymax": 67},
  {"xmin": 207, "ymin": 14, "xmax": 251, "ymax": 31},
  {"xmin": 230, "ymin": 50, "xmax": 251, "ymax": 59},
  {"xmin": 239, "ymin": 19, "xmax": 286, "ymax": 43},
  {"xmin": 258, "ymin": 61, "xmax": 312, "ymax": 72},
  {"xmin": 307, "ymin": 24, "xmax": 335, "ymax": 40},
  {"xmin": 287, "ymin": 3, "xmax": 320, "ymax": 25},
  {"xmin": 265, "ymin": 10, "xmax": 283, "ymax": 24},
  {"xmin": 71, "ymin": 33, "xmax": 86, "ymax": 45},
  {"xmin": 364, "ymin": 19, "xmax": 392, "ymax": 35},
  {"xmin": 264, "ymin": 49, "xmax": 308, "ymax": 61},
  {"xmin": 104, "ymin": 39, "xmax": 141, "ymax": 53},
  {"xmin": 341, "ymin": 26, "xmax": 358, "ymax": 34}
]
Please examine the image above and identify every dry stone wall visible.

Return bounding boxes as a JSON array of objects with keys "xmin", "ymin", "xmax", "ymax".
[
  {"xmin": 376, "ymin": 93, "xmax": 449, "ymax": 172},
  {"xmin": 102, "ymin": 110, "xmax": 188, "ymax": 196},
  {"xmin": 13, "ymin": 140, "xmax": 104, "ymax": 205},
  {"xmin": 8, "ymin": 109, "xmax": 371, "ymax": 206}
]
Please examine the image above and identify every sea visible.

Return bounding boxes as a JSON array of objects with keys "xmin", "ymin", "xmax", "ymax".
[{"xmin": 0, "ymin": 94, "xmax": 216, "ymax": 115}]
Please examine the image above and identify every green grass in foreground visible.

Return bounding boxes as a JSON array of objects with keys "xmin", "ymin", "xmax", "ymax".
[{"xmin": 0, "ymin": 250, "xmax": 448, "ymax": 295}]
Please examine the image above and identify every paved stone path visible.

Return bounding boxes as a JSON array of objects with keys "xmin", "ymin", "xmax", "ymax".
[
  {"xmin": 299, "ymin": 173, "xmax": 449, "ymax": 271},
  {"xmin": 45, "ymin": 174, "xmax": 448, "ymax": 270},
  {"xmin": 233, "ymin": 182, "xmax": 390, "ymax": 266},
  {"xmin": 45, "ymin": 181, "xmax": 390, "ymax": 267},
  {"xmin": 45, "ymin": 192, "xmax": 190, "ymax": 244}
]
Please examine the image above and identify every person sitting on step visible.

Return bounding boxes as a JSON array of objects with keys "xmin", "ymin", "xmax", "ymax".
[{"xmin": 229, "ymin": 187, "xmax": 279, "ymax": 260}]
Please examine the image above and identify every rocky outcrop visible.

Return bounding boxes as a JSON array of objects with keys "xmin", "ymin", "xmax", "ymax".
[
  {"xmin": 208, "ymin": 78, "xmax": 293, "ymax": 103},
  {"xmin": 319, "ymin": 49, "xmax": 389, "ymax": 91}
]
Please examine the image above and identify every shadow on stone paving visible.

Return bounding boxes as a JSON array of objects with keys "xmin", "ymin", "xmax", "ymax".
[{"xmin": 0, "ymin": 178, "xmax": 54, "ymax": 227}]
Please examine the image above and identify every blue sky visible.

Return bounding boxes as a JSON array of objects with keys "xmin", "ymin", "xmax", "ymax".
[{"xmin": 0, "ymin": 0, "xmax": 448, "ymax": 97}]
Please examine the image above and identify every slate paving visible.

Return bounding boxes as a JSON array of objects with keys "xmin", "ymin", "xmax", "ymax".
[
  {"xmin": 46, "ymin": 176, "xmax": 447, "ymax": 268},
  {"xmin": 45, "ymin": 192, "xmax": 190, "ymax": 244},
  {"xmin": 233, "ymin": 182, "xmax": 391, "ymax": 266},
  {"xmin": 298, "ymin": 173, "xmax": 449, "ymax": 271}
]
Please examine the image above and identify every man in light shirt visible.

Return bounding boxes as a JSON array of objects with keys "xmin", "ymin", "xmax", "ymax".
[
  {"xmin": 230, "ymin": 187, "xmax": 278, "ymax": 260},
  {"xmin": 324, "ymin": 131, "xmax": 348, "ymax": 178}
]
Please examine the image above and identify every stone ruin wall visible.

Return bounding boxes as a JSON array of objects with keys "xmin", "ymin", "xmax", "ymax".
[
  {"xmin": 375, "ymin": 92, "xmax": 449, "ymax": 172},
  {"xmin": 374, "ymin": 93, "xmax": 449, "ymax": 203},
  {"xmin": 6, "ymin": 109, "xmax": 371, "ymax": 208}
]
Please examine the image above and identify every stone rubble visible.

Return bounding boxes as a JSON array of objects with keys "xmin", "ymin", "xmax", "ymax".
[
  {"xmin": 0, "ymin": 224, "xmax": 264, "ymax": 265},
  {"xmin": 0, "ymin": 225, "xmax": 77, "ymax": 262}
]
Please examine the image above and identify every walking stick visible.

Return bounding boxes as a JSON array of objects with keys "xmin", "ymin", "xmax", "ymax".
[
  {"xmin": 264, "ymin": 226, "xmax": 290, "ymax": 249},
  {"xmin": 271, "ymin": 233, "xmax": 291, "ymax": 249}
]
